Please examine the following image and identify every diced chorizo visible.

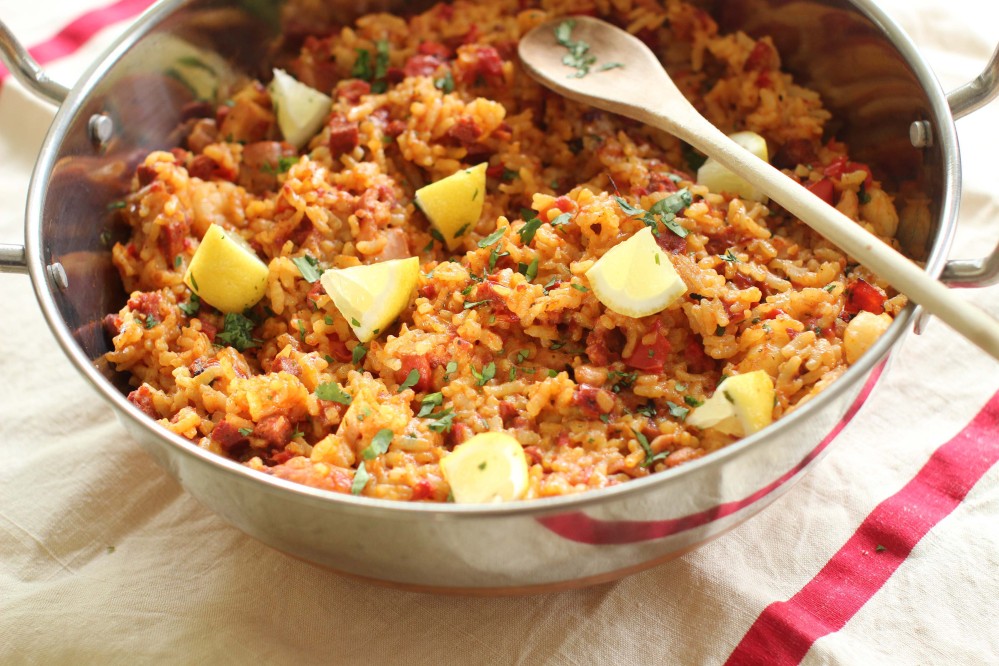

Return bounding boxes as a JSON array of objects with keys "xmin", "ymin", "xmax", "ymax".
[
  {"xmin": 844, "ymin": 278, "xmax": 886, "ymax": 317},
  {"xmin": 211, "ymin": 419, "xmax": 247, "ymax": 452},
  {"xmin": 336, "ymin": 79, "xmax": 371, "ymax": 104},
  {"xmin": 328, "ymin": 116, "xmax": 360, "ymax": 156},
  {"xmin": 573, "ymin": 384, "xmax": 614, "ymax": 416},
  {"xmin": 585, "ymin": 327, "xmax": 623, "ymax": 366},
  {"xmin": 254, "ymin": 414, "xmax": 294, "ymax": 447},
  {"xmin": 447, "ymin": 117, "xmax": 482, "ymax": 146},
  {"xmin": 127, "ymin": 291, "xmax": 163, "ymax": 317},
  {"xmin": 404, "ymin": 54, "xmax": 444, "ymax": 77},
  {"xmin": 446, "ymin": 422, "xmax": 473, "ymax": 448},
  {"xmin": 188, "ymin": 154, "xmax": 235, "ymax": 181},
  {"xmin": 127, "ymin": 385, "xmax": 159, "ymax": 419},
  {"xmin": 219, "ymin": 83, "xmax": 275, "ymax": 143},
  {"xmin": 655, "ymin": 228, "xmax": 687, "ymax": 254}
]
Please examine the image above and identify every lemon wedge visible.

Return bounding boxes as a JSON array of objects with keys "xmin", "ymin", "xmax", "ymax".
[
  {"xmin": 183, "ymin": 223, "xmax": 269, "ymax": 313},
  {"xmin": 440, "ymin": 432, "xmax": 530, "ymax": 503},
  {"xmin": 584, "ymin": 226, "xmax": 687, "ymax": 318},
  {"xmin": 319, "ymin": 256, "xmax": 419, "ymax": 343},
  {"xmin": 268, "ymin": 68, "xmax": 332, "ymax": 149},
  {"xmin": 696, "ymin": 131, "xmax": 769, "ymax": 202},
  {"xmin": 414, "ymin": 163, "xmax": 487, "ymax": 250},
  {"xmin": 686, "ymin": 370, "xmax": 775, "ymax": 436}
]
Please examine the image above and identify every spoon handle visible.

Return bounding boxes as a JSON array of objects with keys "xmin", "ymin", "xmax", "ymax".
[{"xmin": 638, "ymin": 104, "xmax": 999, "ymax": 361}]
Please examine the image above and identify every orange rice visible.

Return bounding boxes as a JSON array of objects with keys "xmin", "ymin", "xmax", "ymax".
[{"xmin": 105, "ymin": 0, "xmax": 907, "ymax": 501}]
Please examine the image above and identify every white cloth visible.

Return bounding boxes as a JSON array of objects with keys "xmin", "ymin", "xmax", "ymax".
[{"xmin": 2, "ymin": 1, "xmax": 998, "ymax": 663}]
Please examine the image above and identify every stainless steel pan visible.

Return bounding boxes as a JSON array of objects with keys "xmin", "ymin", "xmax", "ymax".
[{"xmin": 2, "ymin": 0, "xmax": 997, "ymax": 593}]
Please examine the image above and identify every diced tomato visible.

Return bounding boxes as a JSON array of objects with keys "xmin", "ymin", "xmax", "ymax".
[
  {"xmin": 624, "ymin": 322, "xmax": 671, "ymax": 373},
  {"xmin": 684, "ymin": 337, "xmax": 713, "ymax": 374},
  {"xmin": 410, "ymin": 479, "xmax": 434, "ymax": 501},
  {"xmin": 418, "ymin": 41, "xmax": 451, "ymax": 59},
  {"xmin": 573, "ymin": 384, "xmax": 613, "ymax": 416},
  {"xmin": 824, "ymin": 156, "xmax": 873, "ymax": 189},
  {"xmin": 844, "ymin": 278, "xmax": 886, "ymax": 316},
  {"xmin": 396, "ymin": 354, "xmax": 433, "ymax": 392},
  {"xmin": 806, "ymin": 177, "xmax": 836, "ymax": 205}
]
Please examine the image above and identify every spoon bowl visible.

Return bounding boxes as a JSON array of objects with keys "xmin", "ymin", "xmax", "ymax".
[{"xmin": 519, "ymin": 16, "xmax": 999, "ymax": 362}]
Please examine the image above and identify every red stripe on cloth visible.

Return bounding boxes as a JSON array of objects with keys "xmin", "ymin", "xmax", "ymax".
[
  {"xmin": 0, "ymin": 0, "xmax": 156, "ymax": 84},
  {"xmin": 726, "ymin": 390, "xmax": 999, "ymax": 666},
  {"xmin": 538, "ymin": 363, "xmax": 885, "ymax": 545}
]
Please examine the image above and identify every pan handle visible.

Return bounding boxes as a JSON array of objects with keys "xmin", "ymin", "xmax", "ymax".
[
  {"xmin": 941, "ymin": 43, "xmax": 999, "ymax": 287},
  {"xmin": 0, "ymin": 20, "xmax": 67, "ymax": 276},
  {"xmin": 0, "ymin": 19, "xmax": 69, "ymax": 105}
]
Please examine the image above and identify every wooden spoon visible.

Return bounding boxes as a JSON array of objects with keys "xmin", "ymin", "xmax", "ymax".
[{"xmin": 519, "ymin": 16, "xmax": 999, "ymax": 361}]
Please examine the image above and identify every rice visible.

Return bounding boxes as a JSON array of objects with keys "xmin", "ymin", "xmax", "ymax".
[{"xmin": 105, "ymin": 0, "xmax": 908, "ymax": 502}]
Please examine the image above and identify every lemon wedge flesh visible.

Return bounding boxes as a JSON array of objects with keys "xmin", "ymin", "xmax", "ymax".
[
  {"xmin": 440, "ymin": 432, "xmax": 530, "ymax": 503},
  {"xmin": 585, "ymin": 226, "xmax": 687, "ymax": 318},
  {"xmin": 686, "ymin": 370, "xmax": 775, "ymax": 436},
  {"xmin": 320, "ymin": 256, "xmax": 419, "ymax": 343},
  {"xmin": 268, "ymin": 68, "xmax": 332, "ymax": 149},
  {"xmin": 696, "ymin": 131, "xmax": 769, "ymax": 202},
  {"xmin": 414, "ymin": 163, "xmax": 487, "ymax": 250},
  {"xmin": 183, "ymin": 223, "xmax": 269, "ymax": 313}
]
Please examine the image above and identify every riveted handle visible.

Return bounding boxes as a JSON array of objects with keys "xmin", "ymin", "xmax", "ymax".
[
  {"xmin": 0, "ymin": 19, "xmax": 69, "ymax": 105},
  {"xmin": 0, "ymin": 243, "xmax": 28, "ymax": 274},
  {"xmin": 942, "ymin": 42, "xmax": 999, "ymax": 287}
]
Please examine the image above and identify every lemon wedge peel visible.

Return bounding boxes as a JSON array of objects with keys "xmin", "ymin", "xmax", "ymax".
[
  {"xmin": 686, "ymin": 370, "xmax": 775, "ymax": 437},
  {"xmin": 440, "ymin": 432, "xmax": 531, "ymax": 504},
  {"xmin": 268, "ymin": 68, "xmax": 333, "ymax": 149},
  {"xmin": 414, "ymin": 163, "xmax": 487, "ymax": 251},
  {"xmin": 585, "ymin": 226, "xmax": 687, "ymax": 318},
  {"xmin": 183, "ymin": 223, "xmax": 269, "ymax": 314},
  {"xmin": 696, "ymin": 131, "xmax": 769, "ymax": 202},
  {"xmin": 319, "ymin": 256, "xmax": 419, "ymax": 343}
]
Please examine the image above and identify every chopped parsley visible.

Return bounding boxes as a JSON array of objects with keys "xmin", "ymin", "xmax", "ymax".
[
  {"xmin": 260, "ymin": 155, "xmax": 298, "ymax": 175},
  {"xmin": 463, "ymin": 298, "xmax": 490, "ymax": 310},
  {"xmin": 684, "ymin": 395, "xmax": 703, "ymax": 407},
  {"xmin": 238, "ymin": 427, "xmax": 254, "ymax": 437},
  {"xmin": 292, "ymin": 254, "xmax": 322, "ymax": 283},
  {"xmin": 488, "ymin": 246, "xmax": 508, "ymax": 271},
  {"xmin": 178, "ymin": 294, "xmax": 201, "ymax": 317},
  {"xmin": 571, "ymin": 283, "xmax": 588, "ymax": 292},
  {"xmin": 418, "ymin": 392, "xmax": 444, "ymax": 417},
  {"xmin": 362, "ymin": 428, "xmax": 394, "ymax": 460},
  {"xmin": 550, "ymin": 212, "xmax": 572, "ymax": 227},
  {"xmin": 858, "ymin": 183, "xmax": 871, "ymax": 204},
  {"xmin": 523, "ymin": 257, "xmax": 539, "ymax": 282},
  {"xmin": 427, "ymin": 408, "xmax": 455, "ymax": 433},
  {"xmin": 352, "ymin": 344, "xmax": 367, "ymax": 365},
  {"xmin": 615, "ymin": 189, "xmax": 692, "ymax": 238},
  {"xmin": 174, "ymin": 255, "xmax": 183, "ymax": 268},
  {"xmin": 518, "ymin": 216, "xmax": 543, "ymax": 245},
  {"xmin": 722, "ymin": 249, "xmax": 740, "ymax": 263},
  {"xmin": 635, "ymin": 430, "xmax": 667, "ymax": 468},
  {"xmin": 608, "ymin": 370, "xmax": 637, "ymax": 393},
  {"xmin": 398, "ymin": 368, "xmax": 421, "ymax": 392},
  {"xmin": 665, "ymin": 401, "xmax": 690, "ymax": 421},
  {"xmin": 352, "ymin": 49, "xmax": 372, "ymax": 80},
  {"xmin": 636, "ymin": 402, "xmax": 657, "ymax": 418},
  {"xmin": 554, "ymin": 19, "xmax": 623, "ymax": 78},
  {"xmin": 478, "ymin": 227, "xmax": 506, "ymax": 248},
  {"xmin": 351, "ymin": 462, "xmax": 370, "ymax": 495},
  {"xmin": 107, "ymin": 200, "xmax": 127, "ymax": 210},
  {"xmin": 434, "ymin": 71, "xmax": 455, "ymax": 93},
  {"xmin": 471, "ymin": 361, "xmax": 496, "ymax": 386},
  {"xmin": 316, "ymin": 382, "xmax": 352, "ymax": 405},
  {"xmin": 216, "ymin": 312, "xmax": 259, "ymax": 351},
  {"xmin": 443, "ymin": 360, "xmax": 458, "ymax": 381}
]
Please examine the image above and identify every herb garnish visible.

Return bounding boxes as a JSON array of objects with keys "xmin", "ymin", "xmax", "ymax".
[
  {"xmin": 352, "ymin": 344, "xmax": 367, "ymax": 365},
  {"xmin": 635, "ymin": 431, "xmax": 668, "ymax": 468},
  {"xmin": 554, "ymin": 19, "xmax": 623, "ymax": 78},
  {"xmin": 608, "ymin": 370, "xmax": 637, "ymax": 393},
  {"xmin": 477, "ymin": 227, "xmax": 506, "ymax": 248},
  {"xmin": 523, "ymin": 257, "xmax": 539, "ymax": 282},
  {"xmin": 518, "ymin": 216, "xmax": 543, "ymax": 245},
  {"xmin": 179, "ymin": 294, "xmax": 201, "ymax": 317},
  {"xmin": 316, "ymin": 382, "xmax": 352, "ymax": 405},
  {"xmin": 665, "ymin": 401, "xmax": 690, "ymax": 421},
  {"xmin": 683, "ymin": 395, "xmax": 703, "ymax": 408},
  {"xmin": 238, "ymin": 427, "xmax": 254, "ymax": 437},
  {"xmin": 292, "ymin": 254, "xmax": 322, "ymax": 283},
  {"xmin": 351, "ymin": 462, "xmax": 369, "ymax": 495},
  {"xmin": 434, "ymin": 71, "xmax": 455, "ymax": 94},
  {"xmin": 418, "ymin": 392, "xmax": 444, "ymax": 417},
  {"xmin": 471, "ymin": 362, "xmax": 496, "ymax": 386},
  {"xmin": 398, "ymin": 368, "xmax": 421, "ymax": 392},
  {"xmin": 362, "ymin": 428, "xmax": 394, "ymax": 460},
  {"xmin": 443, "ymin": 360, "xmax": 458, "ymax": 381},
  {"xmin": 216, "ymin": 312, "xmax": 259, "ymax": 351},
  {"xmin": 427, "ymin": 408, "xmax": 455, "ymax": 433},
  {"xmin": 615, "ymin": 189, "xmax": 692, "ymax": 238}
]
